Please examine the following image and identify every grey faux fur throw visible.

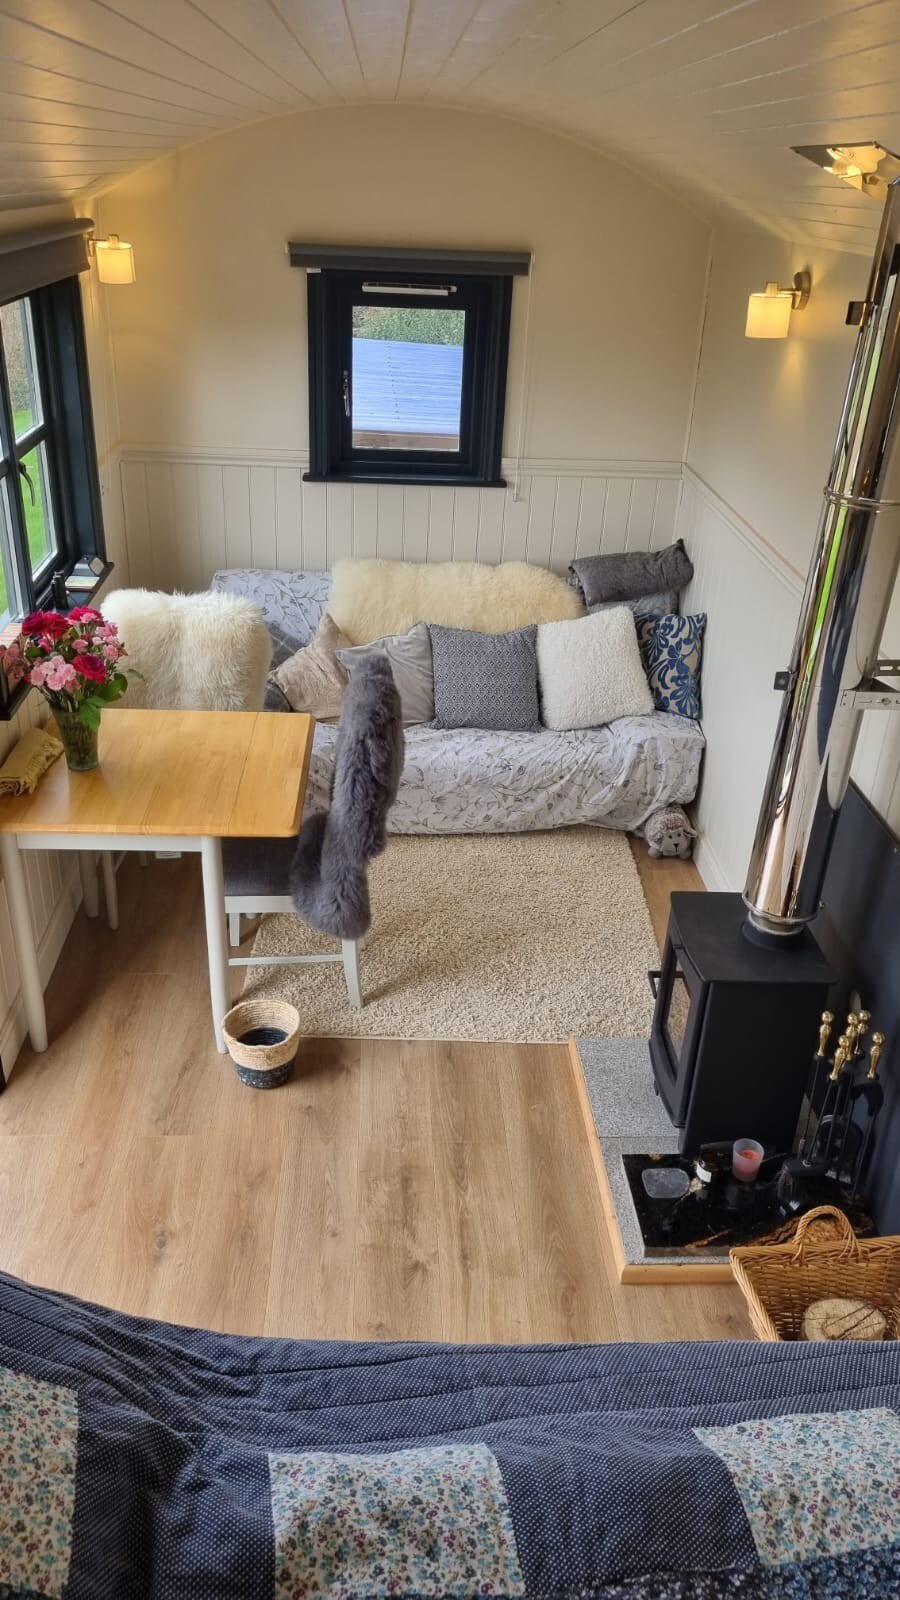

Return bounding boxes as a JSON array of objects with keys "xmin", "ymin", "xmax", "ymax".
[
  {"xmin": 568, "ymin": 540, "xmax": 693, "ymax": 610},
  {"xmin": 290, "ymin": 656, "xmax": 404, "ymax": 940}
]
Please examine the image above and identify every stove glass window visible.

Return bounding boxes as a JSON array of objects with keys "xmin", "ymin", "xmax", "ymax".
[{"xmin": 665, "ymin": 960, "xmax": 692, "ymax": 1066}]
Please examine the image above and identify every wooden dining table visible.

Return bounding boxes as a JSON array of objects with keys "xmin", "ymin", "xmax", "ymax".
[{"xmin": 0, "ymin": 709, "xmax": 314, "ymax": 1055}]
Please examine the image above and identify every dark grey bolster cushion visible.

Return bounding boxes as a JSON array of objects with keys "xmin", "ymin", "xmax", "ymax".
[
  {"xmin": 568, "ymin": 540, "xmax": 693, "ymax": 609},
  {"xmin": 429, "ymin": 624, "xmax": 540, "ymax": 732}
]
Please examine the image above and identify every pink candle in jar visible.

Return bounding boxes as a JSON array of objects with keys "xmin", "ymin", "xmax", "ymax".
[{"xmin": 732, "ymin": 1139, "xmax": 764, "ymax": 1182}]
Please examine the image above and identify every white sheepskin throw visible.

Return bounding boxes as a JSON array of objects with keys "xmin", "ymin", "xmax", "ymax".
[
  {"xmin": 537, "ymin": 607, "xmax": 655, "ymax": 730},
  {"xmin": 328, "ymin": 558, "xmax": 584, "ymax": 645},
  {"xmin": 101, "ymin": 589, "xmax": 272, "ymax": 711}
]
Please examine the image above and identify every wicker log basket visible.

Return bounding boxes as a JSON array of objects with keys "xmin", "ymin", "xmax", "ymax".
[{"xmin": 731, "ymin": 1205, "xmax": 900, "ymax": 1342}]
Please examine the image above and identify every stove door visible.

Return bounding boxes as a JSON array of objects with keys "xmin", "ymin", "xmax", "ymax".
[{"xmin": 650, "ymin": 939, "xmax": 707, "ymax": 1126}]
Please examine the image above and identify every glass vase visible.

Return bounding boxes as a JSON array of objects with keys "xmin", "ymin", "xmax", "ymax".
[{"xmin": 55, "ymin": 709, "xmax": 99, "ymax": 772}]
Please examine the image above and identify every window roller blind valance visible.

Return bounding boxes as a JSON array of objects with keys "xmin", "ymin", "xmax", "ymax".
[
  {"xmin": 0, "ymin": 217, "xmax": 94, "ymax": 303},
  {"xmin": 287, "ymin": 243, "xmax": 531, "ymax": 276}
]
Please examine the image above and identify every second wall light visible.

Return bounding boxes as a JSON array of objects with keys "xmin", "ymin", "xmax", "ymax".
[
  {"xmin": 94, "ymin": 232, "xmax": 136, "ymax": 285},
  {"xmin": 745, "ymin": 271, "xmax": 810, "ymax": 338}
]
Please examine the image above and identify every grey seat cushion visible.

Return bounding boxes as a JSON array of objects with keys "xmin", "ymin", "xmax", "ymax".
[
  {"xmin": 222, "ymin": 834, "xmax": 297, "ymax": 897},
  {"xmin": 429, "ymin": 623, "xmax": 540, "ymax": 732}
]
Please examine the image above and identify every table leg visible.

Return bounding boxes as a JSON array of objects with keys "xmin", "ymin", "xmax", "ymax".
[
  {"xmin": 78, "ymin": 852, "xmax": 99, "ymax": 918},
  {"xmin": 0, "ymin": 834, "xmax": 48, "ymax": 1053},
  {"xmin": 200, "ymin": 836, "xmax": 230, "ymax": 1054}
]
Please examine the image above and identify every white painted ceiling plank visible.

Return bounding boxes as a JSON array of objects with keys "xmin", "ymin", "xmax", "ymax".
[
  {"xmin": 0, "ymin": 9, "xmax": 270, "ymax": 118},
  {"xmin": 178, "ymin": 0, "xmax": 336, "ymax": 102},
  {"xmin": 269, "ymin": 1, "xmax": 367, "ymax": 99},
  {"xmin": 3, "ymin": 0, "xmax": 299, "ymax": 109},
  {"xmin": 342, "ymin": 0, "xmax": 414, "ymax": 99}
]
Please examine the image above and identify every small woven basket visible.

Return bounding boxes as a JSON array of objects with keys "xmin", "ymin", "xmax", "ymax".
[
  {"xmin": 222, "ymin": 998, "xmax": 301, "ymax": 1090},
  {"xmin": 731, "ymin": 1205, "xmax": 900, "ymax": 1342}
]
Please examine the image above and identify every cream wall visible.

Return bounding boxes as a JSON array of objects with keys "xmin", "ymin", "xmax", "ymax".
[
  {"xmin": 101, "ymin": 105, "xmax": 710, "ymax": 463},
  {"xmin": 94, "ymin": 105, "xmax": 710, "ymax": 591},
  {"xmin": 679, "ymin": 226, "xmax": 900, "ymax": 890}
]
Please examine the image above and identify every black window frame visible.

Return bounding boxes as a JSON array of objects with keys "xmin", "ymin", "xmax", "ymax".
[
  {"xmin": 304, "ymin": 268, "xmax": 513, "ymax": 488},
  {"xmin": 0, "ymin": 274, "xmax": 108, "ymax": 718}
]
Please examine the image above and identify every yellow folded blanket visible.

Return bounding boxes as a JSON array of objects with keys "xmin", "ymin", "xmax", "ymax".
[{"xmin": 0, "ymin": 727, "xmax": 64, "ymax": 795}]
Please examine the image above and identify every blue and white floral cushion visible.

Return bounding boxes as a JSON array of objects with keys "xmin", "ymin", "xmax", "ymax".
[{"xmin": 637, "ymin": 612, "xmax": 706, "ymax": 721}]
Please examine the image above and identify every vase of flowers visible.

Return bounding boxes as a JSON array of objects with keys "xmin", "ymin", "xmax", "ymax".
[{"xmin": 5, "ymin": 607, "xmax": 131, "ymax": 772}]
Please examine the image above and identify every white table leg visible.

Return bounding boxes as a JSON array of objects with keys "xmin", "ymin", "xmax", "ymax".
[
  {"xmin": 0, "ymin": 833, "xmax": 48, "ymax": 1053},
  {"xmin": 78, "ymin": 851, "xmax": 99, "ymax": 918},
  {"xmin": 200, "ymin": 836, "xmax": 230, "ymax": 1054},
  {"xmin": 100, "ymin": 852, "xmax": 119, "ymax": 931}
]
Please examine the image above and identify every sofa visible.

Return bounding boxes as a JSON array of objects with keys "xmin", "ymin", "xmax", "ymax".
[{"xmin": 212, "ymin": 567, "xmax": 705, "ymax": 837}]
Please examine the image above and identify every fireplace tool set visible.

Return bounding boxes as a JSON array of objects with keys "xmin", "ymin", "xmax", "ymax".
[{"xmin": 776, "ymin": 1009, "xmax": 886, "ymax": 1211}]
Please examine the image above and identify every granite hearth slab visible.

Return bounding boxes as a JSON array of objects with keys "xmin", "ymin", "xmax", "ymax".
[{"xmin": 569, "ymin": 1038, "xmax": 869, "ymax": 1284}]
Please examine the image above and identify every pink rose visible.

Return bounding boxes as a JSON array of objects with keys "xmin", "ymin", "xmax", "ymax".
[
  {"xmin": 69, "ymin": 606, "xmax": 103, "ymax": 624},
  {"xmin": 29, "ymin": 661, "xmax": 46, "ymax": 687}
]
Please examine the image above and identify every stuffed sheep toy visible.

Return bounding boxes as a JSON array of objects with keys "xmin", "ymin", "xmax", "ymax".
[{"xmin": 644, "ymin": 805, "xmax": 697, "ymax": 859}]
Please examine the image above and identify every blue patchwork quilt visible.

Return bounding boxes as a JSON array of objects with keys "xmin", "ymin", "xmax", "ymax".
[{"xmin": 0, "ymin": 1271, "xmax": 898, "ymax": 1599}]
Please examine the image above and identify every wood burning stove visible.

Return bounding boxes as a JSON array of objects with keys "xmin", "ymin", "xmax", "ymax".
[{"xmin": 650, "ymin": 892, "xmax": 833, "ymax": 1156}]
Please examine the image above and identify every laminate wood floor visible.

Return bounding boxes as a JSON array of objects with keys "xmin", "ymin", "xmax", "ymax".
[{"xmin": 0, "ymin": 846, "xmax": 749, "ymax": 1342}]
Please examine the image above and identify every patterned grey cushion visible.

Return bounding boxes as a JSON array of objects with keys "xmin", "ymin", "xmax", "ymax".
[{"xmin": 429, "ymin": 624, "xmax": 540, "ymax": 732}]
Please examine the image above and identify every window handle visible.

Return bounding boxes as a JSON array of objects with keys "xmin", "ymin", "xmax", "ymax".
[
  {"xmin": 342, "ymin": 368, "xmax": 351, "ymax": 419},
  {"xmin": 17, "ymin": 460, "xmax": 35, "ymax": 507}
]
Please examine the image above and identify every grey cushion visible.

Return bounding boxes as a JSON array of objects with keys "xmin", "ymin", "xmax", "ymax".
[
  {"xmin": 336, "ymin": 622, "xmax": 434, "ymax": 726},
  {"xmin": 429, "ymin": 624, "xmax": 540, "ymax": 732},
  {"xmin": 590, "ymin": 589, "xmax": 678, "ymax": 619},
  {"xmin": 568, "ymin": 542, "xmax": 693, "ymax": 609}
]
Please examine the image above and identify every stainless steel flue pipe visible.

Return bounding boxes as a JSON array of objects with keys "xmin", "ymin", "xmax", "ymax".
[{"xmin": 744, "ymin": 180, "xmax": 900, "ymax": 936}]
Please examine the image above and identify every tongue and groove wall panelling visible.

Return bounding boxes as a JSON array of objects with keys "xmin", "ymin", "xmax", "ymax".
[{"xmin": 115, "ymin": 456, "xmax": 683, "ymax": 588}]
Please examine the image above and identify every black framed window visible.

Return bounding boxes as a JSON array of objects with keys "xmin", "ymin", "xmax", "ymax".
[
  {"xmin": 0, "ymin": 275, "xmax": 104, "ymax": 629},
  {"xmin": 304, "ymin": 267, "xmax": 515, "ymax": 487}
]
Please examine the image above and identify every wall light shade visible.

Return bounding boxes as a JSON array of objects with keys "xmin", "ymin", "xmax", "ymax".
[
  {"xmin": 745, "ymin": 272, "xmax": 811, "ymax": 339},
  {"xmin": 746, "ymin": 286, "xmax": 793, "ymax": 338},
  {"xmin": 95, "ymin": 233, "xmax": 135, "ymax": 284}
]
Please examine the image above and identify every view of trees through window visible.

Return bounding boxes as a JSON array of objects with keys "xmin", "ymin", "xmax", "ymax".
[{"xmin": 352, "ymin": 305, "xmax": 465, "ymax": 344}]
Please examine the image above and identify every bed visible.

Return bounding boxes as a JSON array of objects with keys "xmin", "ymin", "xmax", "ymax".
[{"xmin": 2, "ymin": 1270, "xmax": 898, "ymax": 1598}]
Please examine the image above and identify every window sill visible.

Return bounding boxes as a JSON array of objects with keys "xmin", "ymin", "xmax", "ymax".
[
  {"xmin": 0, "ymin": 561, "xmax": 115, "ymax": 721},
  {"xmin": 303, "ymin": 471, "xmax": 507, "ymax": 489}
]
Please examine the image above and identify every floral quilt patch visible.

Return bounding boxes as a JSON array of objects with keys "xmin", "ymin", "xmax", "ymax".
[
  {"xmin": 268, "ymin": 1442, "xmax": 525, "ymax": 1599},
  {"xmin": 695, "ymin": 1406, "xmax": 900, "ymax": 1568},
  {"xmin": 0, "ymin": 1365, "xmax": 78, "ymax": 1598}
]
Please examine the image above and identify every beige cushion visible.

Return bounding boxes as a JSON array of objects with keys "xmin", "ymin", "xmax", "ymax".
[
  {"xmin": 328, "ymin": 558, "xmax": 584, "ymax": 645},
  {"xmin": 269, "ymin": 613, "xmax": 350, "ymax": 717}
]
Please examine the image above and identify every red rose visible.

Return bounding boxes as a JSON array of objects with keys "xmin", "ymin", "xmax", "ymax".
[
  {"xmin": 73, "ymin": 653, "xmax": 107, "ymax": 683},
  {"xmin": 22, "ymin": 610, "xmax": 68, "ymax": 639},
  {"xmin": 69, "ymin": 606, "xmax": 103, "ymax": 624}
]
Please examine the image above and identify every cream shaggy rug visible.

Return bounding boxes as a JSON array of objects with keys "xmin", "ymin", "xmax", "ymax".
[{"xmin": 244, "ymin": 828, "xmax": 659, "ymax": 1042}]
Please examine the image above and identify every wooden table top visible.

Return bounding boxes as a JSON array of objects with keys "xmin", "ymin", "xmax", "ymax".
[{"xmin": 0, "ymin": 709, "xmax": 315, "ymax": 838}]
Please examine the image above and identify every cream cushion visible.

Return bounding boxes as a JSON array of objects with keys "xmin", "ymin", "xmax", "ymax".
[
  {"xmin": 537, "ymin": 608, "xmax": 655, "ymax": 730},
  {"xmin": 328, "ymin": 558, "xmax": 584, "ymax": 645},
  {"xmin": 269, "ymin": 613, "xmax": 350, "ymax": 717}
]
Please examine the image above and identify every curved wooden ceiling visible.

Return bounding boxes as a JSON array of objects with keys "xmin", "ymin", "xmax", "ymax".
[{"xmin": 1, "ymin": 0, "xmax": 897, "ymax": 252}]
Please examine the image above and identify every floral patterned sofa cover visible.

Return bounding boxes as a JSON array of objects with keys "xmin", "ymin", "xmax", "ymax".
[{"xmin": 212, "ymin": 568, "xmax": 704, "ymax": 836}]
